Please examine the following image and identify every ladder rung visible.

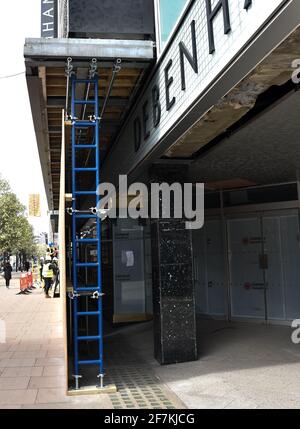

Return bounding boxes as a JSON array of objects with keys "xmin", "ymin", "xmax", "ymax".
[
  {"xmin": 77, "ymin": 335, "xmax": 101, "ymax": 341},
  {"xmin": 78, "ymin": 360, "xmax": 102, "ymax": 366},
  {"xmin": 76, "ymin": 287, "xmax": 99, "ymax": 292},
  {"xmin": 75, "ymin": 168, "xmax": 97, "ymax": 172},
  {"xmin": 77, "ymin": 311, "xmax": 100, "ymax": 317},
  {"xmin": 75, "ymin": 145, "xmax": 97, "ymax": 149},
  {"xmin": 75, "ymin": 191, "xmax": 97, "ymax": 196},
  {"xmin": 74, "ymin": 99, "xmax": 96, "ymax": 105},
  {"xmin": 73, "ymin": 121, "xmax": 96, "ymax": 127},
  {"xmin": 75, "ymin": 214, "xmax": 97, "ymax": 219},
  {"xmin": 76, "ymin": 262, "xmax": 98, "ymax": 267},
  {"xmin": 75, "ymin": 191, "xmax": 97, "ymax": 195},
  {"xmin": 76, "ymin": 238, "xmax": 98, "ymax": 243}
]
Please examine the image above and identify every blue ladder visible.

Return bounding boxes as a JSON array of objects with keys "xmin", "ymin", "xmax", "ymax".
[{"xmin": 70, "ymin": 72, "xmax": 104, "ymax": 390}]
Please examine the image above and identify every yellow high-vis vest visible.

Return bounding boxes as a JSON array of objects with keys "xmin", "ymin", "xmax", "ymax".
[{"xmin": 42, "ymin": 263, "xmax": 53, "ymax": 278}]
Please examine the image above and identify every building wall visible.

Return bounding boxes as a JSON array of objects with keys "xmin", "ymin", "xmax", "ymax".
[{"xmin": 101, "ymin": 0, "xmax": 286, "ymax": 186}]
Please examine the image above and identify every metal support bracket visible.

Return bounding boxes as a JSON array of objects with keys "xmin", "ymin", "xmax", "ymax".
[
  {"xmin": 70, "ymin": 116, "xmax": 79, "ymax": 125},
  {"xmin": 91, "ymin": 291, "xmax": 105, "ymax": 300},
  {"xmin": 89, "ymin": 207, "xmax": 98, "ymax": 215},
  {"xmin": 68, "ymin": 291, "xmax": 80, "ymax": 300},
  {"xmin": 66, "ymin": 207, "xmax": 75, "ymax": 216},
  {"xmin": 97, "ymin": 374, "xmax": 106, "ymax": 389},
  {"xmin": 114, "ymin": 58, "xmax": 122, "ymax": 73},
  {"xmin": 89, "ymin": 58, "xmax": 98, "ymax": 79},
  {"xmin": 88, "ymin": 115, "xmax": 100, "ymax": 123},
  {"xmin": 73, "ymin": 374, "xmax": 83, "ymax": 390},
  {"xmin": 65, "ymin": 57, "xmax": 75, "ymax": 77}
]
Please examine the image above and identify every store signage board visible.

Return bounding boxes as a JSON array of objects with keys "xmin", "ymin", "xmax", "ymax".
[
  {"xmin": 104, "ymin": 0, "xmax": 285, "ymax": 182},
  {"xmin": 41, "ymin": 0, "xmax": 57, "ymax": 38}
]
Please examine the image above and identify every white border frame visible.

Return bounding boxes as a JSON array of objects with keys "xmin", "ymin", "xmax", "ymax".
[{"xmin": 154, "ymin": 0, "xmax": 193, "ymax": 57}]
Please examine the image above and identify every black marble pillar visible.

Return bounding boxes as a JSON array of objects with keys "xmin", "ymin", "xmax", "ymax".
[{"xmin": 149, "ymin": 165, "xmax": 198, "ymax": 365}]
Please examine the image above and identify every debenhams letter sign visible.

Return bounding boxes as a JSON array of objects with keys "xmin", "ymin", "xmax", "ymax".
[
  {"xmin": 108, "ymin": 0, "xmax": 284, "ymax": 174},
  {"xmin": 41, "ymin": 0, "xmax": 57, "ymax": 38}
]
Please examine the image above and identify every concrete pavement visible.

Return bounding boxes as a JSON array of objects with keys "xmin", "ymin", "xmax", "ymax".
[
  {"xmin": 152, "ymin": 321, "xmax": 300, "ymax": 409},
  {"xmin": 0, "ymin": 274, "xmax": 111, "ymax": 409},
  {"xmin": 115, "ymin": 317, "xmax": 300, "ymax": 409},
  {"xmin": 2, "ymin": 274, "xmax": 300, "ymax": 409}
]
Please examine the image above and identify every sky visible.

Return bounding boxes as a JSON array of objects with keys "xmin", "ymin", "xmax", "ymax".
[{"xmin": 0, "ymin": 0, "xmax": 49, "ymax": 236}]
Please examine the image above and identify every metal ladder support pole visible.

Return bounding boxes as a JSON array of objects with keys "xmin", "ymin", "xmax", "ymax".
[
  {"xmin": 95, "ymin": 76, "xmax": 105, "ymax": 384},
  {"xmin": 71, "ymin": 76, "xmax": 80, "ymax": 386}
]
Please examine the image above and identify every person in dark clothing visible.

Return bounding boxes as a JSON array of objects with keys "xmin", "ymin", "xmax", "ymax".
[
  {"xmin": 39, "ymin": 257, "xmax": 44, "ymax": 284},
  {"xmin": 25, "ymin": 261, "xmax": 30, "ymax": 272},
  {"xmin": 52, "ymin": 257, "xmax": 60, "ymax": 296},
  {"xmin": 4, "ymin": 262, "xmax": 12, "ymax": 288}
]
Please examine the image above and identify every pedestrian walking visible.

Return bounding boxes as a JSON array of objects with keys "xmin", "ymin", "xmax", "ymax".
[
  {"xmin": 52, "ymin": 257, "xmax": 60, "ymax": 296},
  {"xmin": 39, "ymin": 257, "xmax": 44, "ymax": 285},
  {"xmin": 4, "ymin": 261, "xmax": 12, "ymax": 288},
  {"xmin": 42, "ymin": 257, "xmax": 55, "ymax": 298}
]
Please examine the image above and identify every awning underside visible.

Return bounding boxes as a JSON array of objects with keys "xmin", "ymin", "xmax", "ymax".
[{"xmin": 25, "ymin": 38, "xmax": 155, "ymax": 210}]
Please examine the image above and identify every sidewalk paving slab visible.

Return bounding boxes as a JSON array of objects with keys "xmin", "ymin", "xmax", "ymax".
[{"xmin": 0, "ymin": 276, "xmax": 113, "ymax": 409}]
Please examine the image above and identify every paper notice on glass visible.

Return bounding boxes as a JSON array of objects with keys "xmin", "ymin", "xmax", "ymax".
[{"xmin": 121, "ymin": 250, "xmax": 134, "ymax": 267}]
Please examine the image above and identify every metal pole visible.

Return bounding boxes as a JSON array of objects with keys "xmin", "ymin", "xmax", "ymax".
[
  {"xmin": 65, "ymin": 57, "xmax": 73, "ymax": 120},
  {"xmin": 95, "ymin": 74, "xmax": 105, "ymax": 385},
  {"xmin": 83, "ymin": 59, "xmax": 121, "ymax": 169},
  {"xmin": 71, "ymin": 76, "xmax": 80, "ymax": 387},
  {"xmin": 100, "ymin": 59, "xmax": 121, "ymax": 119}
]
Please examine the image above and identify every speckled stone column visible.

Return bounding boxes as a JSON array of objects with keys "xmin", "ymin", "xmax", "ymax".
[{"xmin": 149, "ymin": 165, "xmax": 198, "ymax": 365}]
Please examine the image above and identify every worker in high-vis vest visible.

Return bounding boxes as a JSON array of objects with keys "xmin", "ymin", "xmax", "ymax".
[{"xmin": 42, "ymin": 258, "xmax": 54, "ymax": 298}]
